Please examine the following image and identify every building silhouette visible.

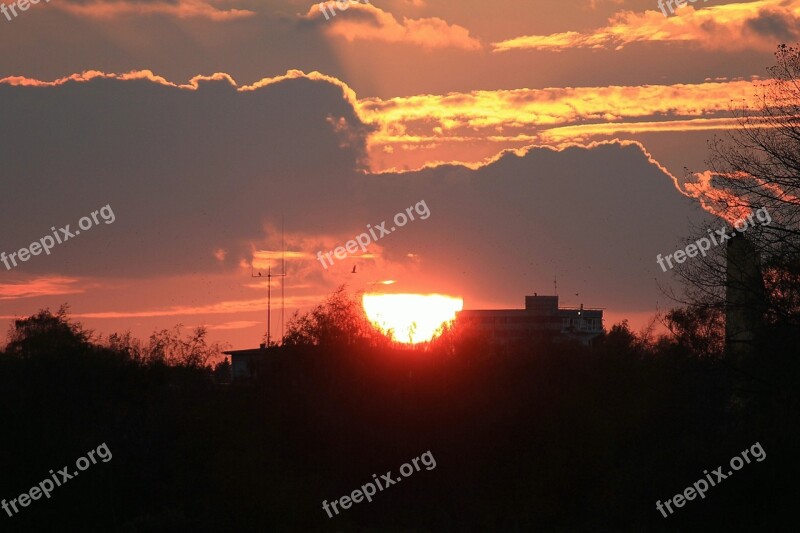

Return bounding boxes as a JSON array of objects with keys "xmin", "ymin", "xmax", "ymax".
[
  {"xmin": 223, "ymin": 344, "xmax": 269, "ymax": 380},
  {"xmin": 457, "ymin": 294, "xmax": 604, "ymax": 345}
]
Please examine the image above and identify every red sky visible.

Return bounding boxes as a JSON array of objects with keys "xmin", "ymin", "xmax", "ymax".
[{"xmin": 1, "ymin": 0, "xmax": 797, "ymax": 348}]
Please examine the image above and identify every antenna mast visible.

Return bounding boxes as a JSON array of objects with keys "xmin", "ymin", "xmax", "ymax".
[
  {"xmin": 281, "ymin": 216, "xmax": 285, "ymax": 343},
  {"xmin": 251, "ymin": 219, "xmax": 288, "ymax": 347}
]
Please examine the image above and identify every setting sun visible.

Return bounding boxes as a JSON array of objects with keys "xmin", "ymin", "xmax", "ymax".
[{"xmin": 362, "ymin": 293, "xmax": 464, "ymax": 344}]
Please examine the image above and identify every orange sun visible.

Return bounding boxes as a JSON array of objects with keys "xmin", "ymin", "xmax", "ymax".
[{"xmin": 362, "ymin": 293, "xmax": 463, "ymax": 344}]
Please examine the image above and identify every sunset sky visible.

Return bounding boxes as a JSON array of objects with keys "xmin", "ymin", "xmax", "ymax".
[{"xmin": 1, "ymin": 0, "xmax": 796, "ymax": 347}]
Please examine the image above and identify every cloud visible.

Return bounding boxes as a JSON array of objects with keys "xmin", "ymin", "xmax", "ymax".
[
  {"xmin": 341, "ymin": 138, "xmax": 710, "ymax": 311},
  {"xmin": 588, "ymin": 0, "xmax": 624, "ymax": 9},
  {"xmin": 3, "ymin": 69, "xmax": 751, "ymax": 189},
  {"xmin": 0, "ymin": 69, "xmax": 373, "ymax": 279},
  {"xmin": 301, "ymin": 2, "xmax": 482, "ymax": 50},
  {"xmin": 205, "ymin": 320, "xmax": 264, "ymax": 330},
  {"xmin": 0, "ymin": 277, "xmax": 84, "ymax": 300},
  {"xmin": 0, "ymin": 70, "xmax": 716, "ymax": 335},
  {"xmin": 0, "ymin": 70, "xmax": 240, "ymax": 90},
  {"xmin": 56, "ymin": 0, "xmax": 255, "ymax": 20},
  {"xmin": 537, "ymin": 116, "xmax": 775, "ymax": 143},
  {"xmin": 681, "ymin": 170, "xmax": 758, "ymax": 223},
  {"xmin": 69, "ymin": 295, "xmax": 319, "ymax": 319},
  {"xmin": 492, "ymin": 0, "xmax": 800, "ymax": 52},
  {"xmin": 357, "ymin": 79, "xmax": 764, "ymax": 170}
]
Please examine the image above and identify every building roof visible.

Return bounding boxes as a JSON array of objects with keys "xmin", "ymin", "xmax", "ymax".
[
  {"xmin": 458, "ymin": 295, "xmax": 603, "ymax": 316},
  {"xmin": 222, "ymin": 347, "xmax": 268, "ymax": 357}
]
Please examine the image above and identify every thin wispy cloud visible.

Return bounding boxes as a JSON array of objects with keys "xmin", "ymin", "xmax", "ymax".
[
  {"xmin": 493, "ymin": 0, "xmax": 800, "ymax": 52},
  {"xmin": 204, "ymin": 320, "xmax": 264, "ymax": 331},
  {"xmin": 69, "ymin": 295, "xmax": 322, "ymax": 320},
  {"xmin": 56, "ymin": 0, "xmax": 255, "ymax": 21},
  {"xmin": 0, "ymin": 277, "xmax": 84, "ymax": 300}
]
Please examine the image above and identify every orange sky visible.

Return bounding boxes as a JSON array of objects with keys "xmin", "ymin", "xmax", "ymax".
[{"xmin": 0, "ymin": 0, "xmax": 796, "ymax": 348}]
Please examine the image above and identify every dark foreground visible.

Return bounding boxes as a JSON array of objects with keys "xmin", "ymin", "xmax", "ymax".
[{"xmin": 0, "ymin": 322, "xmax": 798, "ymax": 532}]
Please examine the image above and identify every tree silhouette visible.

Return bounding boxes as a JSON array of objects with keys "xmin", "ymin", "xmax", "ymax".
[
  {"xmin": 282, "ymin": 285, "xmax": 390, "ymax": 347},
  {"xmin": 662, "ymin": 305, "xmax": 725, "ymax": 357},
  {"xmin": 678, "ymin": 45, "xmax": 800, "ymax": 327},
  {"xmin": 3, "ymin": 304, "xmax": 91, "ymax": 359}
]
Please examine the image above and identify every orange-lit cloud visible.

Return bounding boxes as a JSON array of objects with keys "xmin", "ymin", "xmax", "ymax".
[
  {"xmin": 538, "ymin": 116, "xmax": 781, "ymax": 143},
  {"xmin": 56, "ymin": 0, "xmax": 254, "ymax": 20},
  {"xmin": 682, "ymin": 167, "xmax": 800, "ymax": 223},
  {"xmin": 252, "ymin": 250, "xmax": 312, "ymax": 265},
  {"xmin": 205, "ymin": 320, "xmax": 264, "ymax": 331},
  {"xmin": 359, "ymin": 79, "xmax": 765, "ymax": 170},
  {"xmin": 69, "ymin": 294, "xmax": 321, "ymax": 319},
  {"xmin": 493, "ymin": 0, "xmax": 800, "ymax": 52},
  {"xmin": 682, "ymin": 170, "xmax": 757, "ymax": 222},
  {"xmin": 2, "ymin": 70, "xmax": 761, "ymax": 157},
  {"xmin": 0, "ymin": 277, "xmax": 84, "ymax": 300},
  {"xmin": 360, "ymin": 79, "xmax": 761, "ymax": 133},
  {"xmin": 0, "ymin": 69, "xmax": 773, "ymax": 176},
  {"xmin": 302, "ymin": 3, "xmax": 482, "ymax": 50},
  {"xmin": 247, "ymin": 228, "xmax": 384, "ymax": 276},
  {"xmin": 589, "ymin": 0, "xmax": 624, "ymax": 8},
  {"xmin": 0, "ymin": 70, "xmax": 236, "ymax": 90}
]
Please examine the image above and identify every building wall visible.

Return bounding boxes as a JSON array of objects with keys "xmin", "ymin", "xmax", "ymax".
[
  {"xmin": 231, "ymin": 356, "xmax": 252, "ymax": 380},
  {"xmin": 458, "ymin": 295, "xmax": 604, "ymax": 346}
]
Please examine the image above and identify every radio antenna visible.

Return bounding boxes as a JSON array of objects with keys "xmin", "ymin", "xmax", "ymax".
[
  {"xmin": 251, "ymin": 217, "xmax": 288, "ymax": 347},
  {"xmin": 281, "ymin": 215, "xmax": 285, "ymax": 343}
]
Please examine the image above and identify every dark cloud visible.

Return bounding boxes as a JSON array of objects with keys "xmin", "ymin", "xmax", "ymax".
[
  {"xmin": 0, "ymin": 73, "xmax": 708, "ymax": 315},
  {"xmin": 0, "ymin": 74, "xmax": 371, "ymax": 277},
  {"xmin": 745, "ymin": 9, "xmax": 800, "ymax": 42},
  {"xmin": 352, "ymin": 142, "xmax": 709, "ymax": 311}
]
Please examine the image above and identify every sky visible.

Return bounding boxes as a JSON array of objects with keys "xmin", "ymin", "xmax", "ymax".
[{"xmin": 0, "ymin": 0, "xmax": 796, "ymax": 348}]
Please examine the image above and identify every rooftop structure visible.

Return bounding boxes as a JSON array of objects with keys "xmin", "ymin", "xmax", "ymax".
[
  {"xmin": 457, "ymin": 294, "xmax": 604, "ymax": 346},
  {"xmin": 223, "ymin": 344, "xmax": 269, "ymax": 380}
]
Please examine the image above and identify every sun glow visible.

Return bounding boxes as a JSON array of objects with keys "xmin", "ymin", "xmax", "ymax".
[{"xmin": 362, "ymin": 293, "xmax": 464, "ymax": 344}]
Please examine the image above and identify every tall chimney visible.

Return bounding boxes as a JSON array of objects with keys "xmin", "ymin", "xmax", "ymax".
[{"xmin": 725, "ymin": 234, "xmax": 766, "ymax": 362}]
